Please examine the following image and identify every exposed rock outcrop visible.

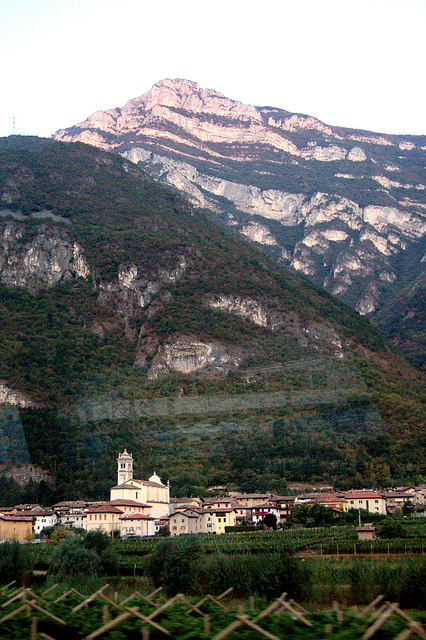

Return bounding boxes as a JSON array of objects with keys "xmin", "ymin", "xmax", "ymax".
[
  {"xmin": 0, "ymin": 221, "xmax": 90, "ymax": 293},
  {"xmin": 0, "ymin": 383, "xmax": 36, "ymax": 408},
  {"xmin": 146, "ymin": 337, "xmax": 245, "ymax": 379},
  {"xmin": 52, "ymin": 79, "xmax": 426, "ymax": 317}
]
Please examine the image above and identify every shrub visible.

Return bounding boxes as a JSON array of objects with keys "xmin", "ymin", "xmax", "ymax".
[
  {"xmin": 47, "ymin": 537, "xmax": 102, "ymax": 584},
  {"xmin": 377, "ymin": 518, "xmax": 406, "ymax": 539},
  {"xmin": 85, "ymin": 530, "xmax": 111, "ymax": 555},
  {"xmin": 0, "ymin": 541, "xmax": 34, "ymax": 586},
  {"xmin": 147, "ymin": 535, "xmax": 202, "ymax": 595}
]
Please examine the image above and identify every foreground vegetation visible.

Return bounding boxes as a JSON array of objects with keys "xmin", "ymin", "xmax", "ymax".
[
  {"xmin": 2, "ymin": 521, "xmax": 426, "ymax": 609},
  {"xmin": 2, "ymin": 582, "xmax": 426, "ymax": 640}
]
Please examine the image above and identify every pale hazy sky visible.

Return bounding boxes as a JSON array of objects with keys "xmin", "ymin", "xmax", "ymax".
[{"xmin": 0, "ymin": 0, "xmax": 425, "ymax": 138}]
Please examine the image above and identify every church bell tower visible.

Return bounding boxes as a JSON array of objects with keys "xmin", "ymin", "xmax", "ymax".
[{"xmin": 117, "ymin": 449, "xmax": 133, "ymax": 485}]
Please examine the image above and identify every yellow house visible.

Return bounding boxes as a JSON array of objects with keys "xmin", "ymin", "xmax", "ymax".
[
  {"xmin": 209, "ymin": 508, "xmax": 237, "ymax": 534},
  {"xmin": 0, "ymin": 515, "xmax": 33, "ymax": 541}
]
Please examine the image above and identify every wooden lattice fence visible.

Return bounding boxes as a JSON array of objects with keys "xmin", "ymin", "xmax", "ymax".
[{"xmin": 0, "ymin": 584, "xmax": 425, "ymax": 639}]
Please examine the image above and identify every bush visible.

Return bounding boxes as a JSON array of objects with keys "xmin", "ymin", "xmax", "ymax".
[
  {"xmin": 147, "ymin": 535, "xmax": 202, "ymax": 595},
  {"xmin": 85, "ymin": 530, "xmax": 111, "ymax": 555},
  {"xmin": 147, "ymin": 537, "xmax": 308, "ymax": 599},
  {"xmin": 0, "ymin": 541, "xmax": 34, "ymax": 586},
  {"xmin": 47, "ymin": 532, "xmax": 119, "ymax": 587},
  {"xmin": 48, "ymin": 537, "xmax": 102, "ymax": 584},
  {"xmin": 377, "ymin": 518, "xmax": 406, "ymax": 539}
]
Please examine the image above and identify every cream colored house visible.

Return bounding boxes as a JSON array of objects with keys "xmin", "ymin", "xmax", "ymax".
[
  {"xmin": 110, "ymin": 451, "xmax": 170, "ymax": 518},
  {"xmin": 33, "ymin": 510, "xmax": 57, "ymax": 535},
  {"xmin": 345, "ymin": 490, "xmax": 386, "ymax": 515},
  {"xmin": 169, "ymin": 510, "xmax": 202, "ymax": 536},
  {"xmin": 85, "ymin": 504, "xmax": 123, "ymax": 535},
  {"xmin": 119, "ymin": 514, "xmax": 155, "ymax": 537}
]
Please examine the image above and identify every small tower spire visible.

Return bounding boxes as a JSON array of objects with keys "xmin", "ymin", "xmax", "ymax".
[{"xmin": 117, "ymin": 449, "xmax": 133, "ymax": 485}]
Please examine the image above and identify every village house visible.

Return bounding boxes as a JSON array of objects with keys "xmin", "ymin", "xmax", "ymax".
[
  {"xmin": 32, "ymin": 509, "xmax": 57, "ymax": 535},
  {"xmin": 344, "ymin": 490, "xmax": 387, "ymax": 515},
  {"xmin": 108, "ymin": 499, "xmax": 152, "ymax": 516},
  {"xmin": 0, "ymin": 514, "xmax": 33, "ymax": 541},
  {"xmin": 167, "ymin": 508, "xmax": 216, "ymax": 536},
  {"xmin": 52, "ymin": 501, "xmax": 96, "ymax": 529},
  {"xmin": 169, "ymin": 509, "xmax": 204, "ymax": 536},
  {"xmin": 229, "ymin": 492, "xmax": 276, "ymax": 508},
  {"xmin": 169, "ymin": 497, "xmax": 204, "ymax": 514},
  {"xmin": 314, "ymin": 493, "xmax": 349, "ymax": 513},
  {"xmin": 381, "ymin": 491, "xmax": 416, "ymax": 514},
  {"xmin": 119, "ymin": 513, "xmax": 155, "ymax": 537},
  {"xmin": 250, "ymin": 503, "xmax": 282, "ymax": 526},
  {"xmin": 209, "ymin": 507, "xmax": 237, "ymax": 534},
  {"xmin": 85, "ymin": 504, "xmax": 123, "ymax": 535}
]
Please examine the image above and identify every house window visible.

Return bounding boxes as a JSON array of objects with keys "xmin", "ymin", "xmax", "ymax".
[
  {"xmin": 94, "ymin": 515, "xmax": 97, "ymax": 520},
  {"xmin": 173, "ymin": 526, "xmax": 177, "ymax": 530},
  {"xmin": 375, "ymin": 500, "xmax": 378, "ymax": 503}
]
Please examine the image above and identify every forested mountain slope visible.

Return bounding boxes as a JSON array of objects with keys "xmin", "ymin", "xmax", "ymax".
[
  {"xmin": 0, "ymin": 136, "xmax": 424, "ymax": 501},
  {"xmin": 53, "ymin": 78, "xmax": 426, "ymax": 371}
]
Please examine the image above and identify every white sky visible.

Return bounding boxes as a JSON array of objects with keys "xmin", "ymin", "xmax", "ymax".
[{"xmin": 0, "ymin": 0, "xmax": 425, "ymax": 138}]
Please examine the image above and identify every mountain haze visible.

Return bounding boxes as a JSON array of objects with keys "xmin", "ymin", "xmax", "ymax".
[{"xmin": 53, "ymin": 79, "xmax": 426, "ymax": 370}]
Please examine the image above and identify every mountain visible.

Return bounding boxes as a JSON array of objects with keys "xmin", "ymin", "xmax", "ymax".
[
  {"xmin": 53, "ymin": 79, "xmax": 426, "ymax": 371},
  {"xmin": 0, "ymin": 135, "xmax": 425, "ymax": 502}
]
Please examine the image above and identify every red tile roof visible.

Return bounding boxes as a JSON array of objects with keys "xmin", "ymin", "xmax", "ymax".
[
  {"xmin": 87, "ymin": 505, "xmax": 123, "ymax": 514},
  {"xmin": 119, "ymin": 514, "xmax": 155, "ymax": 520}
]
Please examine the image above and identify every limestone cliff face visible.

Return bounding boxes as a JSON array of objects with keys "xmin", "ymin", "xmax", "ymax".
[
  {"xmin": 0, "ymin": 382, "xmax": 36, "ymax": 408},
  {"xmin": 121, "ymin": 149, "xmax": 426, "ymax": 314},
  {"xmin": 53, "ymin": 78, "xmax": 426, "ymax": 317},
  {"xmin": 145, "ymin": 337, "xmax": 245, "ymax": 379},
  {"xmin": 0, "ymin": 220, "xmax": 90, "ymax": 293},
  {"xmin": 203, "ymin": 294, "xmax": 344, "ymax": 357}
]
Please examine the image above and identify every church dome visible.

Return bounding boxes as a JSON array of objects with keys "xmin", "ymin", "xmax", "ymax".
[{"xmin": 149, "ymin": 471, "xmax": 162, "ymax": 484}]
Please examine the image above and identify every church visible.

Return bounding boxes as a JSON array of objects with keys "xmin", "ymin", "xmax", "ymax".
[{"xmin": 110, "ymin": 450, "xmax": 170, "ymax": 518}]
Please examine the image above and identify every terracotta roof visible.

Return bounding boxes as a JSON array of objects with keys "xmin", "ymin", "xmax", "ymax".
[
  {"xmin": 108, "ymin": 499, "xmax": 151, "ymax": 508},
  {"xmin": 110, "ymin": 483, "xmax": 138, "ymax": 491},
  {"xmin": 119, "ymin": 514, "xmax": 155, "ymax": 521},
  {"xmin": 111, "ymin": 478, "xmax": 166, "ymax": 489},
  {"xmin": 87, "ymin": 505, "xmax": 123, "ymax": 514},
  {"xmin": 345, "ymin": 491, "xmax": 382, "ymax": 499},
  {"xmin": 0, "ymin": 515, "xmax": 33, "ymax": 522}
]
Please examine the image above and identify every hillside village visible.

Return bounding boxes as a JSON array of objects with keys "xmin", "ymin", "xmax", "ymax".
[{"xmin": 0, "ymin": 450, "xmax": 424, "ymax": 542}]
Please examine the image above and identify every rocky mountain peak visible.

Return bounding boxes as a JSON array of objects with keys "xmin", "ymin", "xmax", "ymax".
[
  {"xmin": 52, "ymin": 81, "xmax": 426, "ymax": 368},
  {"xmin": 125, "ymin": 78, "xmax": 261, "ymax": 121}
]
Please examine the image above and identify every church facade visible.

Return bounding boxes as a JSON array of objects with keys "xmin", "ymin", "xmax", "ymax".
[{"xmin": 110, "ymin": 450, "xmax": 170, "ymax": 519}]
